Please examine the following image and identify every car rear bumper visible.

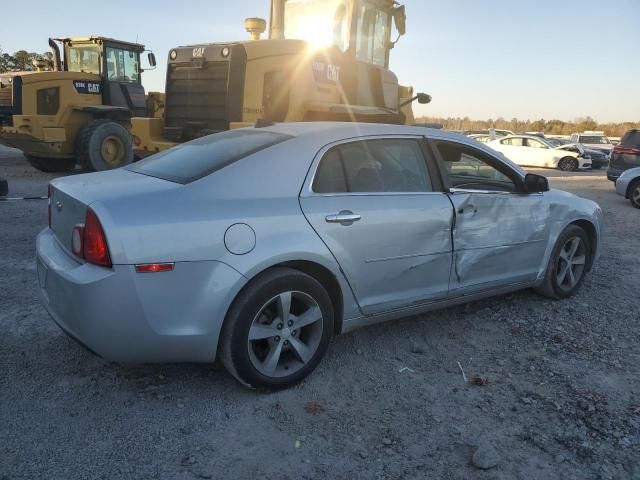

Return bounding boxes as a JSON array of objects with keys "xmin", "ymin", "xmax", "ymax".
[{"xmin": 36, "ymin": 228, "xmax": 247, "ymax": 363}]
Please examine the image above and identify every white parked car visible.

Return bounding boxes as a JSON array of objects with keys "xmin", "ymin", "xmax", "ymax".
[
  {"xmin": 570, "ymin": 132, "xmax": 614, "ymax": 154},
  {"xmin": 488, "ymin": 135, "xmax": 591, "ymax": 171}
]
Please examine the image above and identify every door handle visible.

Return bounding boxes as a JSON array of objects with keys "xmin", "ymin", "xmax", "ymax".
[
  {"xmin": 325, "ymin": 211, "xmax": 361, "ymax": 225},
  {"xmin": 457, "ymin": 205, "xmax": 478, "ymax": 215}
]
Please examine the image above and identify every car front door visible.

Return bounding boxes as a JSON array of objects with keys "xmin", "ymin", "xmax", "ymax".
[
  {"xmin": 430, "ymin": 139, "xmax": 551, "ymax": 295},
  {"xmin": 525, "ymin": 138, "xmax": 553, "ymax": 167},
  {"xmin": 300, "ymin": 137, "xmax": 454, "ymax": 315}
]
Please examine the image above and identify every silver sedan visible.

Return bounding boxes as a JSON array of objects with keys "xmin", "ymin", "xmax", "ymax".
[
  {"xmin": 37, "ymin": 122, "xmax": 603, "ymax": 389},
  {"xmin": 615, "ymin": 167, "xmax": 640, "ymax": 208}
]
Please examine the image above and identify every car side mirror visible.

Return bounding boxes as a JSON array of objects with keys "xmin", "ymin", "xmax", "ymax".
[
  {"xmin": 148, "ymin": 52, "xmax": 157, "ymax": 67},
  {"xmin": 524, "ymin": 173, "xmax": 549, "ymax": 193},
  {"xmin": 393, "ymin": 5, "xmax": 406, "ymax": 36}
]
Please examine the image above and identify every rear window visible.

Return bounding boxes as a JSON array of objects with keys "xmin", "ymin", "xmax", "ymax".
[
  {"xmin": 128, "ymin": 130, "xmax": 292, "ymax": 183},
  {"xmin": 579, "ymin": 135, "xmax": 610, "ymax": 145},
  {"xmin": 621, "ymin": 130, "xmax": 640, "ymax": 149}
]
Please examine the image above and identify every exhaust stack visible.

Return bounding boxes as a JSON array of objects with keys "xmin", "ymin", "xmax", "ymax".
[{"xmin": 48, "ymin": 38, "xmax": 62, "ymax": 71}]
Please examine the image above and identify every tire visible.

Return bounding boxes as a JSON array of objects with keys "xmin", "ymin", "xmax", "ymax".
[
  {"xmin": 219, "ymin": 267, "xmax": 334, "ymax": 390},
  {"xmin": 558, "ymin": 157, "xmax": 578, "ymax": 172},
  {"xmin": 629, "ymin": 179, "xmax": 640, "ymax": 209},
  {"xmin": 25, "ymin": 155, "xmax": 75, "ymax": 173},
  {"xmin": 535, "ymin": 225, "xmax": 591, "ymax": 299},
  {"xmin": 0, "ymin": 177, "xmax": 7, "ymax": 197},
  {"xmin": 76, "ymin": 119, "xmax": 133, "ymax": 171}
]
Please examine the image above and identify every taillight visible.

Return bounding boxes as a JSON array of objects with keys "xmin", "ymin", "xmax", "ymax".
[
  {"xmin": 71, "ymin": 208, "xmax": 112, "ymax": 267},
  {"xmin": 83, "ymin": 208, "xmax": 112, "ymax": 267},
  {"xmin": 47, "ymin": 184, "xmax": 52, "ymax": 227},
  {"xmin": 613, "ymin": 146, "xmax": 640, "ymax": 155}
]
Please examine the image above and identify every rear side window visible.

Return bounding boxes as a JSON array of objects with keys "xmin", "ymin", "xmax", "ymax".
[
  {"xmin": 128, "ymin": 130, "xmax": 292, "ymax": 183},
  {"xmin": 621, "ymin": 130, "xmax": 640, "ymax": 149},
  {"xmin": 313, "ymin": 139, "xmax": 433, "ymax": 193},
  {"xmin": 501, "ymin": 137, "xmax": 524, "ymax": 146}
]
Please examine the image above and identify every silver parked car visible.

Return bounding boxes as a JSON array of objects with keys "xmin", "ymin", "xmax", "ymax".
[
  {"xmin": 37, "ymin": 123, "xmax": 603, "ymax": 389},
  {"xmin": 615, "ymin": 166, "xmax": 640, "ymax": 208}
]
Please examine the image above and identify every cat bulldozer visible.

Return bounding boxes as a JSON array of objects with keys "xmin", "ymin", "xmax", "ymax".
[
  {"xmin": 131, "ymin": 0, "xmax": 430, "ymax": 157},
  {"xmin": 0, "ymin": 37, "xmax": 157, "ymax": 172}
]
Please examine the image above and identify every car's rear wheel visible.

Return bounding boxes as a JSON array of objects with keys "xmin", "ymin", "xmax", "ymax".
[
  {"xmin": 25, "ymin": 155, "xmax": 75, "ymax": 173},
  {"xmin": 629, "ymin": 179, "xmax": 640, "ymax": 209},
  {"xmin": 558, "ymin": 157, "xmax": 578, "ymax": 172},
  {"xmin": 219, "ymin": 267, "xmax": 334, "ymax": 390},
  {"xmin": 535, "ymin": 225, "xmax": 591, "ymax": 299}
]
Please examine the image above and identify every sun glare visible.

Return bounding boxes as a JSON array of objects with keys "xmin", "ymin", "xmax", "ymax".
[{"xmin": 287, "ymin": 14, "xmax": 335, "ymax": 50}]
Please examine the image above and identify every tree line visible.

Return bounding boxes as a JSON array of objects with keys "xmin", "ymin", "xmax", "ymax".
[
  {"xmin": 0, "ymin": 46, "xmax": 53, "ymax": 73},
  {"xmin": 416, "ymin": 115, "xmax": 639, "ymax": 138}
]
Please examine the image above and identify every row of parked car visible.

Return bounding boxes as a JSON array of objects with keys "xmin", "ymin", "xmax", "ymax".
[
  {"xmin": 465, "ymin": 128, "xmax": 640, "ymax": 209},
  {"xmin": 465, "ymin": 130, "xmax": 612, "ymax": 172}
]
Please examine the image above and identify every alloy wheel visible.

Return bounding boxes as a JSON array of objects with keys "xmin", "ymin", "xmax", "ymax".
[
  {"xmin": 555, "ymin": 236, "xmax": 586, "ymax": 291},
  {"xmin": 247, "ymin": 291, "xmax": 324, "ymax": 378},
  {"xmin": 632, "ymin": 184, "xmax": 640, "ymax": 207}
]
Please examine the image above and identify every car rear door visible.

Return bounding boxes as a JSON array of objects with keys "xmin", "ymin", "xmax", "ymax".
[
  {"xmin": 429, "ymin": 139, "xmax": 551, "ymax": 295},
  {"xmin": 300, "ymin": 136, "xmax": 454, "ymax": 315}
]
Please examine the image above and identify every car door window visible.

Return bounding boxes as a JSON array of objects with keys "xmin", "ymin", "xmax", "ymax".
[
  {"xmin": 313, "ymin": 139, "xmax": 433, "ymax": 193},
  {"xmin": 434, "ymin": 141, "xmax": 517, "ymax": 192},
  {"xmin": 526, "ymin": 138, "xmax": 546, "ymax": 149},
  {"xmin": 501, "ymin": 137, "xmax": 524, "ymax": 147}
]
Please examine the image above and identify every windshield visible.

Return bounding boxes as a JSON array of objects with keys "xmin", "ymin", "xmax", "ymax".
[
  {"xmin": 284, "ymin": 0, "xmax": 351, "ymax": 50},
  {"xmin": 128, "ymin": 130, "xmax": 292, "ymax": 183},
  {"xmin": 65, "ymin": 44, "xmax": 101, "ymax": 74},
  {"xmin": 580, "ymin": 135, "xmax": 610, "ymax": 145}
]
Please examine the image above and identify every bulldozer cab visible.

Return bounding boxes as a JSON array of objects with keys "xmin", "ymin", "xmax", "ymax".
[
  {"xmin": 56, "ymin": 37, "xmax": 155, "ymax": 116},
  {"xmin": 276, "ymin": 0, "xmax": 405, "ymax": 68}
]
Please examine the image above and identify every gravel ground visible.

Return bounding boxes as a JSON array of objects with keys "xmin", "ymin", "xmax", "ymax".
[{"xmin": 1, "ymin": 147, "xmax": 639, "ymax": 480}]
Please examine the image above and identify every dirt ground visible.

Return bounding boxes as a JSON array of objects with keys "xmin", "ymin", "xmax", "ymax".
[{"xmin": 1, "ymin": 147, "xmax": 638, "ymax": 480}]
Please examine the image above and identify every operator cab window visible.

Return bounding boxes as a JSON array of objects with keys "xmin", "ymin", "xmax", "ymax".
[
  {"xmin": 106, "ymin": 47, "xmax": 139, "ymax": 83},
  {"xmin": 434, "ymin": 141, "xmax": 517, "ymax": 193},
  {"xmin": 356, "ymin": 3, "xmax": 389, "ymax": 66},
  {"xmin": 66, "ymin": 45, "xmax": 101, "ymax": 74},
  {"xmin": 314, "ymin": 139, "xmax": 433, "ymax": 193}
]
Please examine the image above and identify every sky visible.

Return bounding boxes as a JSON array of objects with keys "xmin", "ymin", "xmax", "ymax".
[{"xmin": 1, "ymin": 0, "xmax": 638, "ymax": 123}]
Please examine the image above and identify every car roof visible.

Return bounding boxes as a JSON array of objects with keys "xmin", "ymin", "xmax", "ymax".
[
  {"xmin": 495, "ymin": 134, "xmax": 548, "ymax": 141},
  {"xmin": 252, "ymin": 122, "xmax": 468, "ymax": 143}
]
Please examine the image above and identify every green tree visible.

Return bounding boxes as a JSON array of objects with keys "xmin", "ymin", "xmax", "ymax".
[{"xmin": 12, "ymin": 50, "xmax": 33, "ymax": 71}]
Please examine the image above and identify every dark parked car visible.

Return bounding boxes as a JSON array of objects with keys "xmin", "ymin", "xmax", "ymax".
[{"xmin": 607, "ymin": 129, "xmax": 640, "ymax": 181}]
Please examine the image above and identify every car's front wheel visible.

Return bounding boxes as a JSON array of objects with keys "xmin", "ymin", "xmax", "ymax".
[
  {"xmin": 535, "ymin": 225, "xmax": 591, "ymax": 299},
  {"xmin": 558, "ymin": 157, "xmax": 578, "ymax": 172},
  {"xmin": 628, "ymin": 179, "xmax": 640, "ymax": 209},
  {"xmin": 219, "ymin": 267, "xmax": 334, "ymax": 390}
]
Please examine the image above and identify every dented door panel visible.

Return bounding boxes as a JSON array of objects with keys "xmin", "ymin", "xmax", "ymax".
[
  {"xmin": 300, "ymin": 193, "xmax": 454, "ymax": 315},
  {"xmin": 448, "ymin": 191, "xmax": 551, "ymax": 294}
]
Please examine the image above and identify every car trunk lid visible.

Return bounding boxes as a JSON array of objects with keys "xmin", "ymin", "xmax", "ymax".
[{"xmin": 49, "ymin": 169, "xmax": 179, "ymax": 256}]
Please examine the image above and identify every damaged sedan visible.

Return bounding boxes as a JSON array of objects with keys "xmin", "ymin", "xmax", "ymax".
[{"xmin": 37, "ymin": 123, "xmax": 602, "ymax": 389}]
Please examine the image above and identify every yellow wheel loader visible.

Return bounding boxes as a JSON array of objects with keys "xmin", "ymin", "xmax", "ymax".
[
  {"xmin": 131, "ymin": 0, "xmax": 430, "ymax": 157},
  {"xmin": 0, "ymin": 37, "xmax": 157, "ymax": 172}
]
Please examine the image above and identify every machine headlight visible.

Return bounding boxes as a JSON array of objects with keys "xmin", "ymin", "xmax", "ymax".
[
  {"xmin": 169, "ymin": 49, "xmax": 178, "ymax": 60},
  {"xmin": 221, "ymin": 47, "xmax": 230, "ymax": 58}
]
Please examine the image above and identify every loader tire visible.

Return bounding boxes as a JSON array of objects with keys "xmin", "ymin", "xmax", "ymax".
[
  {"xmin": 76, "ymin": 120, "xmax": 133, "ymax": 172},
  {"xmin": 25, "ymin": 155, "xmax": 75, "ymax": 173}
]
